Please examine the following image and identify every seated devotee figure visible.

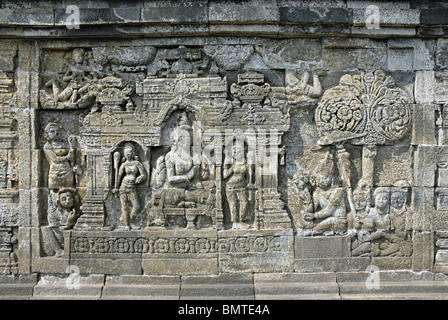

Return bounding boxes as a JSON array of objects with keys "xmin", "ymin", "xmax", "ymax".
[
  {"xmin": 290, "ymin": 169, "xmax": 314, "ymax": 232},
  {"xmin": 376, "ymin": 187, "xmax": 413, "ymax": 257},
  {"xmin": 306, "ymin": 153, "xmax": 347, "ymax": 236}
]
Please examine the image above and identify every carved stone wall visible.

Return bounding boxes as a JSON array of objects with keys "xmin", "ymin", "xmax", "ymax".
[{"xmin": 0, "ymin": 0, "xmax": 447, "ymax": 278}]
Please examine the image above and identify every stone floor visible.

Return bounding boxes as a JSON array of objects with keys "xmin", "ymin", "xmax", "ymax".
[{"xmin": 1, "ymin": 271, "xmax": 448, "ymax": 300}]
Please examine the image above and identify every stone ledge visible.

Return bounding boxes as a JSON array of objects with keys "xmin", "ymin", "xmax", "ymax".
[
  {"xmin": 180, "ymin": 274, "xmax": 255, "ymax": 300},
  {"xmin": 254, "ymin": 272, "xmax": 340, "ymax": 300},
  {"xmin": 101, "ymin": 275, "xmax": 180, "ymax": 300},
  {"xmin": 0, "ymin": 5, "xmax": 443, "ymax": 38},
  {"xmin": 1, "ymin": 271, "xmax": 448, "ymax": 300},
  {"xmin": 54, "ymin": 8, "xmax": 141, "ymax": 26},
  {"xmin": 31, "ymin": 274, "xmax": 105, "ymax": 300}
]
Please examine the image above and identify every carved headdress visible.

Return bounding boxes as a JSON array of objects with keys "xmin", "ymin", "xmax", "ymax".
[
  {"xmin": 313, "ymin": 151, "xmax": 335, "ymax": 177},
  {"xmin": 374, "ymin": 186, "xmax": 390, "ymax": 197}
]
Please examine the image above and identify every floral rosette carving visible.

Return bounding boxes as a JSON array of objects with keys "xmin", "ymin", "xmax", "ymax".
[
  {"xmin": 194, "ymin": 238, "xmax": 211, "ymax": 253},
  {"xmin": 253, "ymin": 237, "xmax": 269, "ymax": 252},
  {"xmin": 174, "ymin": 239, "xmax": 190, "ymax": 253},
  {"xmin": 154, "ymin": 238, "xmax": 170, "ymax": 253},
  {"xmin": 72, "ymin": 237, "xmax": 91, "ymax": 253},
  {"xmin": 315, "ymin": 70, "xmax": 412, "ymax": 146},
  {"xmin": 269, "ymin": 237, "xmax": 284, "ymax": 251},
  {"xmin": 93, "ymin": 238, "xmax": 109, "ymax": 253},
  {"xmin": 234, "ymin": 237, "xmax": 251, "ymax": 252},
  {"xmin": 217, "ymin": 239, "xmax": 231, "ymax": 252},
  {"xmin": 133, "ymin": 238, "xmax": 149, "ymax": 253}
]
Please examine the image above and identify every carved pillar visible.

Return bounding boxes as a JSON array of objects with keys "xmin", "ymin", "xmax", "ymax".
[
  {"xmin": 360, "ymin": 144, "xmax": 377, "ymax": 188},
  {"xmin": 77, "ymin": 153, "xmax": 105, "ymax": 228},
  {"xmin": 215, "ymin": 165, "xmax": 224, "ymax": 230}
]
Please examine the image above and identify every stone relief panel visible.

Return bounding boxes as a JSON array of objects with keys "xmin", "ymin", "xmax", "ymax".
[
  {"xmin": 435, "ymin": 71, "xmax": 448, "ymax": 146},
  {"xmin": 35, "ymin": 44, "xmax": 295, "ymax": 266},
  {"xmin": 0, "ymin": 42, "xmax": 18, "ymax": 274},
  {"xmin": 28, "ymin": 39, "xmax": 433, "ymax": 274},
  {"xmin": 435, "ymin": 231, "xmax": 448, "ymax": 273},
  {"xmin": 433, "ymin": 147, "xmax": 448, "ymax": 230},
  {"xmin": 289, "ymin": 66, "xmax": 415, "ymax": 263},
  {"xmin": 39, "ymin": 118, "xmax": 85, "ymax": 257},
  {"xmin": 39, "ymin": 48, "xmax": 99, "ymax": 110}
]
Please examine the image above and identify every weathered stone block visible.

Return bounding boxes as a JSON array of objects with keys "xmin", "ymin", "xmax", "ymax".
[
  {"xmin": 279, "ymin": 7, "xmax": 353, "ymax": 24},
  {"xmin": 434, "ymin": 191, "xmax": 448, "ymax": 230},
  {"xmin": 141, "ymin": 5, "xmax": 208, "ymax": 24},
  {"xmin": 32, "ymin": 274, "xmax": 105, "ymax": 299},
  {"xmin": 0, "ymin": 41, "xmax": 17, "ymax": 73},
  {"xmin": 142, "ymin": 229, "xmax": 218, "ymax": 275},
  {"xmin": 101, "ymin": 275, "xmax": 180, "ymax": 299},
  {"xmin": 30, "ymin": 227, "xmax": 70, "ymax": 274},
  {"xmin": 389, "ymin": 48, "xmax": 415, "ymax": 71},
  {"xmin": 338, "ymin": 270, "xmax": 448, "ymax": 299},
  {"xmin": 371, "ymin": 257, "xmax": 413, "ymax": 270},
  {"xmin": 415, "ymin": 71, "xmax": 435, "ymax": 104},
  {"xmin": 414, "ymin": 146, "xmax": 436, "ymax": 188},
  {"xmin": 436, "ymin": 39, "xmax": 448, "ymax": 71},
  {"xmin": 418, "ymin": 26, "xmax": 448, "ymax": 38},
  {"xmin": 279, "ymin": 24, "xmax": 351, "ymax": 37},
  {"xmin": 347, "ymin": 1, "xmax": 411, "ymax": 9},
  {"xmin": 180, "ymin": 274, "xmax": 254, "ymax": 299},
  {"xmin": 254, "ymin": 38, "xmax": 322, "ymax": 69},
  {"xmin": 18, "ymin": 227, "xmax": 31, "ymax": 274},
  {"xmin": 421, "ymin": 9, "xmax": 448, "ymax": 25},
  {"xmin": 322, "ymin": 38, "xmax": 387, "ymax": 70},
  {"xmin": 0, "ymin": 9, "xmax": 54, "ymax": 26},
  {"xmin": 280, "ymin": 0, "xmax": 347, "ymax": 8},
  {"xmin": 68, "ymin": 230, "xmax": 143, "ymax": 275},
  {"xmin": 412, "ymin": 187, "xmax": 435, "ymax": 231},
  {"xmin": 55, "ymin": 8, "xmax": 140, "ymax": 26},
  {"xmin": 218, "ymin": 229, "xmax": 294, "ymax": 273},
  {"xmin": 294, "ymin": 257, "xmax": 371, "ymax": 273},
  {"xmin": 412, "ymin": 231, "xmax": 434, "ymax": 271},
  {"xmin": 295, "ymin": 235, "xmax": 350, "ymax": 259},
  {"xmin": 209, "ymin": 24, "xmax": 279, "ymax": 37},
  {"xmin": 254, "ymin": 272, "xmax": 340, "ymax": 299},
  {"xmin": 63, "ymin": 0, "xmax": 143, "ymax": 8},
  {"xmin": 352, "ymin": 9, "xmax": 420, "ymax": 26},
  {"xmin": 209, "ymin": 0, "xmax": 279, "ymax": 24},
  {"xmin": 388, "ymin": 39, "xmax": 435, "ymax": 71},
  {"xmin": 0, "ymin": 274, "xmax": 36, "ymax": 299},
  {"xmin": 350, "ymin": 26, "xmax": 416, "ymax": 37},
  {"xmin": 294, "ymin": 236, "xmax": 368, "ymax": 272},
  {"xmin": 374, "ymin": 145, "xmax": 414, "ymax": 187},
  {"xmin": 412, "ymin": 104, "xmax": 436, "ymax": 146}
]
